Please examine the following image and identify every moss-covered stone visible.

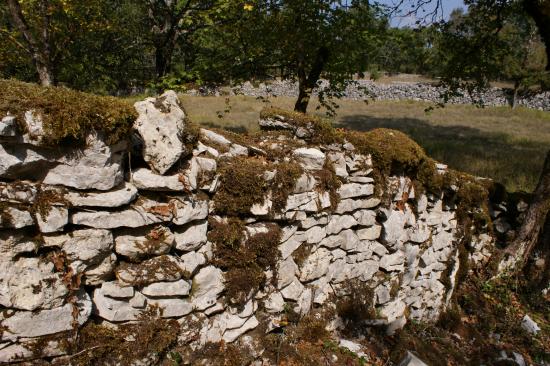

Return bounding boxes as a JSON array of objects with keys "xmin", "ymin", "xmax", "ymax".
[
  {"xmin": 213, "ymin": 157, "xmax": 271, "ymax": 216},
  {"xmin": 213, "ymin": 157, "xmax": 302, "ymax": 216},
  {"xmin": 260, "ymin": 107, "xmax": 343, "ymax": 145},
  {"xmin": 0, "ymin": 79, "xmax": 136, "ymax": 146},
  {"xmin": 208, "ymin": 218, "xmax": 282, "ymax": 306}
]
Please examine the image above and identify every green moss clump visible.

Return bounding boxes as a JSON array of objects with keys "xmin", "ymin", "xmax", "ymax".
[
  {"xmin": 208, "ymin": 218, "xmax": 281, "ymax": 306},
  {"xmin": 0, "ymin": 79, "xmax": 137, "ymax": 145},
  {"xmin": 260, "ymin": 107, "xmax": 343, "ymax": 145}
]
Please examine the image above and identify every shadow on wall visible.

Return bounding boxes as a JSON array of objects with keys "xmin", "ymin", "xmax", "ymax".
[{"xmin": 336, "ymin": 114, "xmax": 548, "ymax": 193}]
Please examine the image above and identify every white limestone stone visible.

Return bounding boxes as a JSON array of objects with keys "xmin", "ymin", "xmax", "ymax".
[
  {"xmin": 293, "ymin": 148, "xmax": 326, "ymax": 170},
  {"xmin": 134, "ymin": 90, "xmax": 187, "ymax": 174},
  {"xmin": 174, "ymin": 221, "xmax": 208, "ymax": 251}
]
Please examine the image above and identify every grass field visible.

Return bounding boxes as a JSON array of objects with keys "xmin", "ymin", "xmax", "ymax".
[{"xmin": 180, "ymin": 95, "xmax": 550, "ymax": 193}]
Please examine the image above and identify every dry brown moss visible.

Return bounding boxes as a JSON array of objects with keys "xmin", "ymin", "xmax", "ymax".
[
  {"xmin": 69, "ymin": 316, "xmax": 179, "ymax": 365},
  {"xmin": 213, "ymin": 157, "xmax": 302, "ymax": 216},
  {"xmin": 213, "ymin": 157, "xmax": 270, "ymax": 216},
  {"xmin": 315, "ymin": 159, "xmax": 342, "ymax": 211},
  {"xmin": 208, "ymin": 218, "xmax": 281, "ymax": 306},
  {"xmin": 271, "ymin": 162, "xmax": 303, "ymax": 213},
  {"xmin": 0, "ymin": 79, "xmax": 136, "ymax": 145},
  {"xmin": 345, "ymin": 128, "xmax": 426, "ymax": 177},
  {"xmin": 336, "ymin": 280, "xmax": 376, "ymax": 327}
]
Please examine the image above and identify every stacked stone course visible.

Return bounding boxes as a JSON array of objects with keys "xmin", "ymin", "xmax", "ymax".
[{"xmin": 0, "ymin": 91, "xmax": 496, "ymax": 364}]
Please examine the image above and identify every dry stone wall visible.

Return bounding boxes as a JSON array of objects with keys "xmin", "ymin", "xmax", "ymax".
[{"xmin": 0, "ymin": 92, "xmax": 496, "ymax": 364}]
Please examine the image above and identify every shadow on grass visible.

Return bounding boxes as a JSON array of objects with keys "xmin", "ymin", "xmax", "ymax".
[
  {"xmin": 337, "ymin": 115, "xmax": 547, "ymax": 192},
  {"xmin": 200, "ymin": 121, "xmax": 249, "ymax": 134}
]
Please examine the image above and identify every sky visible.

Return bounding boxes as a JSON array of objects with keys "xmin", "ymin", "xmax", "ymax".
[{"xmin": 377, "ymin": 0, "xmax": 467, "ymax": 27}]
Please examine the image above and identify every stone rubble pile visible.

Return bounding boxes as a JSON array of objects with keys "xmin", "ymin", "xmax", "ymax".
[
  {"xmin": 188, "ymin": 79, "xmax": 550, "ymax": 111},
  {"xmin": 0, "ymin": 91, "xmax": 496, "ymax": 364}
]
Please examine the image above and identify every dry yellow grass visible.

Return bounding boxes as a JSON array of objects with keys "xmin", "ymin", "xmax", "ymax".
[{"xmin": 181, "ymin": 95, "xmax": 550, "ymax": 193}]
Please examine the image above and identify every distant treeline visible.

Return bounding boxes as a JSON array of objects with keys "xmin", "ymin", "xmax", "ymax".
[{"xmin": 1, "ymin": 1, "xmax": 548, "ymax": 110}]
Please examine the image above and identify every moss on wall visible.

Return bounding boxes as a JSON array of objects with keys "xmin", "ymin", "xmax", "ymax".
[{"xmin": 0, "ymin": 79, "xmax": 136, "ymax": 146}]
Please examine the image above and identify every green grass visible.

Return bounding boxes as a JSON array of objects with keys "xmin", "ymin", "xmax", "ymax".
[{"xmin": 179, "ymin": 95, "xmax": 550, "ymax": 193}]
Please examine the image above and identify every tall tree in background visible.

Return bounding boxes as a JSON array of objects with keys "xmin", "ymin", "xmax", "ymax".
[
  {"xmin": 5, "ymin": 0, "xmax": 54, "ymax": 85},
  {"xmin": 204, "ymin": 0, "xmax": 385, "ymax": 113},
  {"xmin": 146, "ymin": 0, "xmax": 226, "ymax": 80}
]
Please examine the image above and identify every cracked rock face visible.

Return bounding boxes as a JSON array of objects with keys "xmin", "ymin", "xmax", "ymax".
[{"xmin": 134, "ymin": 90, "xmax": 188, "ymax": 174}]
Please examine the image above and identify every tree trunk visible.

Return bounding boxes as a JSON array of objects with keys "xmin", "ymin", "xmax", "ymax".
[
  {"xmin": 511, "ymin": 80, "xmax": 520, "ymax": 109},
  {"xmin": 6, "ymin": 0, "xmax": 54, "ymax": 86},
  {"xmin": 523, "ymin": 0, "xmax": 550, "ymax": 71},
  {"xmin": 294, "ymin": 46, "xmax": 330, "ymax": 113},
  {"xmin": 499, "ymin": 150, "xmax": 550, "ymax": 273}
]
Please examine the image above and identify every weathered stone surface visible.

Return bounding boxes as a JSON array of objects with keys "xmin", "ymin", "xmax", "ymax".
[
  {"xmin": 71, "ymin": 198, "xmax": 173, "ymax": 228},
  {"xmin": 0, "ymin": 207, "xmax": 34, "ymax": 229},
  {"xmin": 335, "ymin": 197, "xmax": 380, "ymax": 214},
  {"xmin": 116, "ymin": 255, "xmax": 183, "ymax": 286},
  {"xmin": 43, "ymin": 228, "xmax": 114, "ymax": 273},
  {"xmin": 279, "ymin": 236, "xmax": 304, "ymax": 260},
  {"xmin": 0, "ymin": 233, "xmax": 36, "ymax": 257},
  {"xmin": 326, "ymin": 215, "xmax": 357, "ymax": 235},
  {"xmin": 223, "ymin": 316, "xmax": 259, "ymax": 343},
  {"xmin": 172, "ymin": 197, "xmax": 209, "ymax": 226},
  {"xmin": 36, "ymin": 206, "xmax": 68, "ymax": 233},
  {"xmin": 293, "ymin": 173, "xmax": 316, "ymax": 193},
  {"xmin": 293, "ymin": 148, "xmax": 325, "ymax": 170},
  {"xmin": 115, "ymin": 225, "xmax": 174, "ymax": 260},
  {"xmin": 299, "ymin": 248, "xmax": 331, "ymax": 282},
  {"xmin": 84, "ymin": 253, "xmax": 117, "ymax": 285},
  {"xmin": 1, "ymin": 290, "xmax": 91, "ymax": 341},
  {"xmin": 353, "ymin": 210, "xmax": 376, "ymax": 226},
  {"xmin": 319, "ymin": 229, "xmax": 360, "ymax": 251},
  {"xmin": 0, "ymin": 181, "xmax": 37, "ymax": 204},
  {"xmin": 328, "ymin": 152, "xmax": 348, "ymax": 178},
  {"xmin": 521, "ymin": 314, "xmax": 541, "ymax": 335},
  {"xmin": 101, "ymin": 281, "xmax": 134, "ymax": 299},
  {"xmin": 0, "ymin": 337, "xmax": 67, "ymax": 364},
  {"xmin": 134, "ymin": 90, "xmax": 187, "ymax": 174},
  {"xmin": 201, "ymin": 128, "xmax": 231, "ymax": 147},
  {"xmin": 280, "ymin": 278, "xmax": 305, "ymax": 301},
  {"xmin": 132, "ymin": 168, "xmax": 185, "ymax": 191},
  {"xmin": 65, "ymin": 182, "xmax": 138, "ymax": 207},
  {"xmin": 0, "ymin": 257, "xmax": 68, "ymax": 311},
  {"xmin": 174, "ymin": 221, "xmax": 208, "ymax": 251},
  {"xmin": 146, "ymin": 297, "xmax": 194, "ymax": 318},
  {"xmin": 180, "ymin": 250, "xmax": 206, "ymax": 275},
  {"xmin": 0, "ymin": 115, "xmax": 16, "ymax": 137},
  {"xmin": 357, "ymin": 225, "xmax": 382, "ymax": 240},
  {"xmin": 304, "ymin": 225, "xmax": 327, "ymax": 243},
  {"xmin": 337, "ymin": 183, "xmax": 374, "ymax": 199},
  {"xmin": 278, "ymin": 256, "xmax": 299, "ymax": 289},
  {"xmin": 93, "ymin": 287, "xmax": 142, "ymax": 322},
  {"xmin": 43, "ymin": 136, "xmax": 126, "ymax": 191},
  {"xmin": 192, "ymin": 266, "xmax": 224, "ymax": 311},
  {"xmin": 398, "ymin": 351, "xmax": 428, "ymax": 366},
  {"xmin": 142, "ymin": 279, "xmax": 191, "ymax": 297},
  {"xmin": 380, "ymin": 251, "xmax": 406, "ymax": 271},
  {"xmin": 264, "ymin": 292, "xmax": 285, "ymax": 313},
  {"xmin": 382, "ymin": 210, "xmax": 408, "ymax": 247}
]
